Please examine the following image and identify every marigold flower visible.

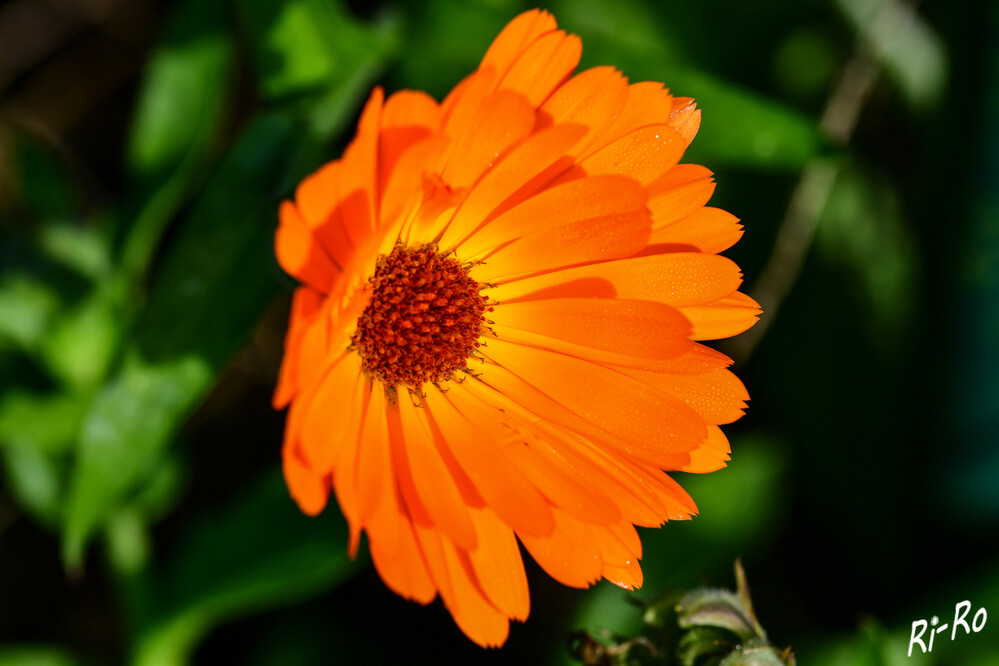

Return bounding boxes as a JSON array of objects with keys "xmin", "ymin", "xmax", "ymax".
[{"xmin": 273, "ymin": 9, "xmax": 759, "ymax": 647}]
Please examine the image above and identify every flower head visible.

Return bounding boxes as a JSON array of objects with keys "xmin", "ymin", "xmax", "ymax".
[{"xmin": 273, "ymin": 9, "xmax": 759, "ymax": 647}]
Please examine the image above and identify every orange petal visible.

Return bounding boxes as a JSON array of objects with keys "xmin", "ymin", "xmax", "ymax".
[
  {"xmin": 602, "ymin": 252, "xmax": 744, "ymax": 308},
  {"xmin": 490, "ymin": 252, "xmax": 743, "ymax": 310},
  {"xmin": 466, "ymin": 506, "xmax": 530, "ymax": 621},
  {"xmin": 412, "ymin": 521, "xmax": 455, "ymax": 610},
  {"xmin": 357, "ymin": 433, "xmax": 398, "ymax": 563},
  {"xmin": 355, "ymin": 381, "xmax": 393, "ymax": 525},
  {"xmin": 617, "ymin": 343, "xmax": 733, "ymax": 375},
  {"xmin": 493, "ymin": 298, "xmax": 691, "ymax": 359},
  {"xmin": 273, "ymin": 287, "xmax": 324, "ymax": 408},
  {"xmin": 382, "ymin": 88, "xmax": 440, "ymax": 129},
  {"xmin": 479, "ymin": 9, "xmax": 558, "ymax": 81},
  {"xmin": 423, "ymin": 385, "xmax": 555, "ymax": 538},
  {"xmin": 338, "ymin": 87, "xmax": 384, "ymax": 235},
  {"xmin": 328, "ymin": 379, "xmax": 370, "ymax": 557},
  {"xmin": 484, "ymin": 324, "xmax": 696, "ymax": 376},
  {"xmin": 441, "ymin": 69, "xmax": 498, "ymax": 148},
  {"xmin": 470, "ymin": 203, "xmax": 650, "ymax": 283},
  {"xmin": 281, "ymin": 380, "xmax": 309, "ymax": 458},
  {"xmin": 678, "ymin": 291, "xmax": 761, "ymax": 340},
  {"xmin": 647, "ymin": 164, "xmax": 716, "ymax": 229},
  {"xmin": 603, "ymin": 559, "xmax": 644, "ymax": 590},
  {"xmin": 384, "ymin": 394, "xmax": 437, "ymax": 534},
  {"xmin": 583, "ymin": 81, "xmax": 677, "ymax": 158},
  {"xmin": 682, "ymin": 425, "xmax": 732, "ymax": 473},
  {"xmin": 670, "ymin": 96, "xmax": 701, "ymax": 147},
  {"xmin": 379, "ymin": 90, "xmax": 440, "ymax": 202},
  {"xmin": 636, "ymin": 465, "xmax": 698, "ymax": 517},
  {"xmin": 390, "ymin": 397, "xmax": 478, "ymax": 551},
  {"xmin": 293, "ymin": 161, "xmax": 357, "ymax": 272},
  {"xmin": 368, "ymin": 494, "xmax": 437, "ymax": 605},
  {"xmin": 458, "ymin": 174, "xmax": 646, "ymax": 259},
  {"xmin": 381, "ymin": 136, "xmax": 450, "ymax": 230},
  {"xmin": 441, "ymin": 90, "xmax": 536, "ymax": 190},
  {"xmin": 303, "ymin": 161, "xmax": 376, "ymax": 260},
  {"xmin": 413, "ymin": 523, "xmax": 509, "ymax": 648},
  {"xmin": 441, "ymin": 537, "xmax": 511, "ymax": 648},
  {"xmin": 440, "ymin": 124, "xmax": 587, "ymax": 249},
  {"xmin": 532, "ymin": 430, "xmax": 669, "ymax": 528},
  {"xmin": 292, "ymin": 305, "xmax": 333, "ymax": 407},
  {"xmin": 275, "ymin": 201, "xmax": 338, "ymax": 293},
  {"xmin": 539, "ymin": 66, "xmax": 629, "ymax": 155},
  {"xmin": 282, "ymin": 452, "xmax": 330, "ymax": 517},
  {"xmin": 471, "ymin": 345, "xmax": 647, "ymax": 455},
  {"xmin": 457, "ymin": 377, "xmax": 675, "ymax": 527},
  {"xmin": 602, "ymin": 520, "xmax": 642, "ymax": 559},
  {"xmin": 519, "ymin": 508, "xmax": 602, "ymax": 588},
  {"xmin": 649, "ymin": 206, "xmax": 744, "ymax": 254},
  {"xmin": 573, "ymin": 124, "xmax": 686, "ymax": 186},
  {"xmin": 295, "ymin": 159, "xmax": 340, "ymax": 228},
  {"xmin": 589, "ymin": 522, "xmax": 640, "ymax": 566},
  {"xmin": 498, "ymin": 422, "xmax": 621, "ymax": 526},
  {"xmin": 299, "ymin": 352, "xmax": 364, "ymax": 474},
  {"xmin": 497, "ymin": 30, "xmax": 582, "ymax": 107},
  {"xmin": 483, "ymin": 339, "xmax": 707, "ymax": 467},
  {"xmin": 622, "ymin": 367, "xmax": 749, "ymax": 425}
]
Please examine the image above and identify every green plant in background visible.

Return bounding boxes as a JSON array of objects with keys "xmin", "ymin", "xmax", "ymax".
[
  {"xmin": 1, "ymin": 0, "xmax": 996, "ymax": 664},
  {"xmin": 2, "ymin": 0, "xmax": 399, "ymax": 662},
  {"xmin": 570, "ymin": 561, "xmax": 795, "ymax": 666}
]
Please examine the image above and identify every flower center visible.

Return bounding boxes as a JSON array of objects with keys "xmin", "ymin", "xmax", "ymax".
[{"xmin": 352, "ymin": 244, "xmax": 488, "ymax": 390}]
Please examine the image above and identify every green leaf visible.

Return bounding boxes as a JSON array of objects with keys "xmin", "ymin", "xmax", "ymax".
[
  {"xmin": 63, "ymin": 351, "xmax": 211, "ymax": 567},
  {"xmin": 718, "ymin": 643, "xmax": 787, "ymax": 666},
  {"xmin": 239, "ymin": 0, "xmax": 336, "ymax": 98},
  {"xmin": 129, "ymin": 449, "xmax": 186, "ymax": 523},
  {"xmin": 63, "ymin": 0, "xmax": 399, "ymax": 568},
  {"xmin": 237, "ymin": 0, "xmax": 398, "ymax": 100},
  {"xmin": 0, "ymin": 390, "xmax": 87, "ymax": 525},
  {"xmin": 0, "ymin": 390, "xmax": 86, "ymax": 455},
  {"xmin": 286, "ymin": 8, "xmax": 401, "ymax": 183},
  {"xmin": 37, "ymin": 220, "xmax": 112, "ymax": 283},
  {"xmin": 130, "ymin": 472, "xmax": 361, "ymax": 666},
  {"xmin": 106, "ymin": 449, "xmax": 184, "ymax": 576},
  {"xmin": 0, "ymin": 221, "xmax": 117, "ymax": 391},
  {"xmin": 0, "ymin": 443, "xmax": 64, "ymax": 526},
  {"xmin": 105, "ymin": 506, "xmax": 152, "ymax": 575},
  {"xmin": 677, "ymin": 588, "xmax": 757, "ymax": 640},
  {"xmin": 39, "ymin": 283, "xmax": 122, "ymax": 392},
  {"xmin": 61, "ymin": 112, "xmax": 296, "ymax": 568},
  {"xmin": 126, "ymin": 0, "xmax": 233, "ymax": 179},
  {"xmin": 0, "ymin": 275, "xmax": 61, "ymax": 352},
  {"xmin": 677, "ymin": 626, "xmax": 737, "ymax": 666},
  {"xmin": 119, "ymin": 0, "xmax": 235, "ymax": 284}
]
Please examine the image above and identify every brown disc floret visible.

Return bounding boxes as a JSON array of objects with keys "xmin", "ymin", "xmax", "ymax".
[{"xmin": 352, "ymin": 244, "xmax": 489, "ymax": 389}]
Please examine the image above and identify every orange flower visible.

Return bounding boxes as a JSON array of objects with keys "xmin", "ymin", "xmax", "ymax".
[{"xmin": 273, "ymin": 9, "xmax": 759, "ymax": 647}]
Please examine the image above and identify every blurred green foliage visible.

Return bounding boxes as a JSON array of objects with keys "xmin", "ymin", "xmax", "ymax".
[{"xmin": 0, "ymin": 0, "xmax": 996, "ymax": 664}]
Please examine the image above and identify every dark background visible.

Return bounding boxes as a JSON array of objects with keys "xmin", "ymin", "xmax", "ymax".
[{"xmin": 1, "ymin": 0, "xmax": 997, "ymax": 664}]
